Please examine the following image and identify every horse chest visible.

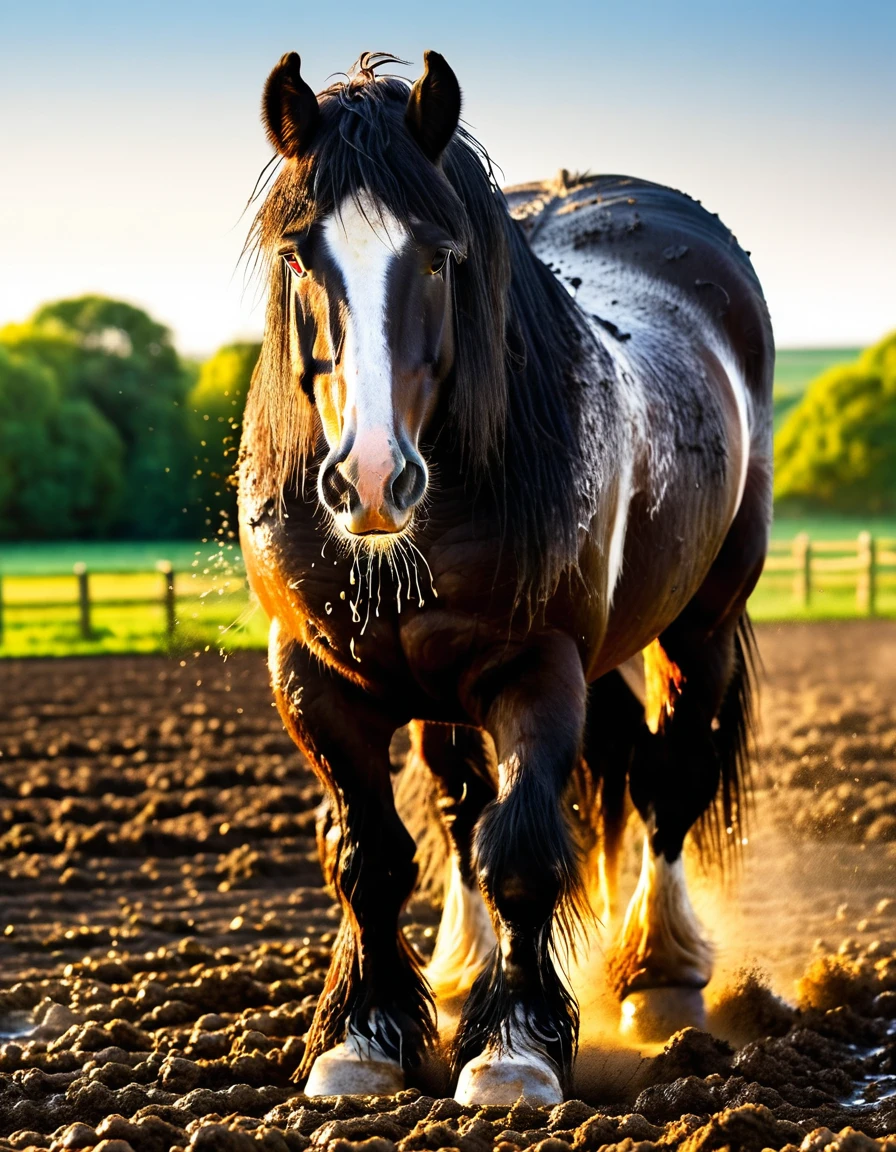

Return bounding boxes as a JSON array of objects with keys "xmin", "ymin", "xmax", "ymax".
[{"xmin": 242, "ymin": 489, "xmax": 584, "ymax": 712}]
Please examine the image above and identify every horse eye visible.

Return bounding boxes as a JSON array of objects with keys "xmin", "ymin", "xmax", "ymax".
[
  {"xmin": 284, "ymin": 253, "xmax": 307, "ymax": 279},
  {"xmin": 429, "ymin": 249, "xmax": 450, "ymax": 276}
]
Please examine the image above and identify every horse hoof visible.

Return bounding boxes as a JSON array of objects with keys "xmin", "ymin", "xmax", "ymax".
[
  {"xmin": 455, "ymin": 1049, "xmax": 563, "ymax": 1105},
  {"xmin": 619, "ymin": 986, "xmax": 706, "ymax": 1043},
  {"xmin": 304, "ymin": 1040, "xmax": 405, "ymax": 1096}
]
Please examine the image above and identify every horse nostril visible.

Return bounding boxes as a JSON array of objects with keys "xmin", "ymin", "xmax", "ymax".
[
  {"xmin": 390, "ymin": 460, "xmax": 426, "ymax": 512},
  {"xmin": 321, "ymin": 461, "xmax": 354, "ymax": 511}
]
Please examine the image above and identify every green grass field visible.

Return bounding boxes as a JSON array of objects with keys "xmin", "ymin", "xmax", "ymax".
[
  {"xmin": 2, "ymin": 516, "xmax": 895, "ymax": 657},
  {"xmin": 0, "ymin": 541, "xmax": 269, "ymax": 657},
  {"xmin": 770, "ymin": 513, "xmax": 896, "ymax": 543},
  {"xmin": 762, "ymin": 513, "xmax": 896, "ymax": 621},
  {"xmin": 0, "ymin": 540, "xmax": 216, "ymax": 576}
]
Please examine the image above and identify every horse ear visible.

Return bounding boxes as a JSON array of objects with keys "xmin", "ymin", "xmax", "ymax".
[
  {"xmin": 263, "ymin": 52, "xmax": 321, "ymax": 158},
  {"xmin": 405, "ymin": 50, "xmax": 461, "ymax": 162}
]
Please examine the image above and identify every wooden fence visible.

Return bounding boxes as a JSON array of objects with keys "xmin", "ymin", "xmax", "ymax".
[
  {"xmin": 0, "ymin": 560, "xmax": 180, "ymax": 645},
  {"xmin": 761, "ymin": 532, "xmax": 896, "ymax": 614},
  {"xmin": 0, "ymin": 534, "xmax": 893, "ymax": 646}
]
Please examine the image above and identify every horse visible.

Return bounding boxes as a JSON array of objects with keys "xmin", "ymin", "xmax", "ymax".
[{"xmin": 238, "ymin": 49, "xmax": 773, "ymax": 1105}]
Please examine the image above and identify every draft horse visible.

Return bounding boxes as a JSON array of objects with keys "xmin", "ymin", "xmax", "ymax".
[{"xmin": 238, "ymin": 49, "xmax": 773, "ymax": 1104}]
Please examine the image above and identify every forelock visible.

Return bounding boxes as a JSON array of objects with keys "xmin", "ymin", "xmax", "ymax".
[{"xmin": 253, "ymin": 74, "xmax": 473, "ymax": 250}]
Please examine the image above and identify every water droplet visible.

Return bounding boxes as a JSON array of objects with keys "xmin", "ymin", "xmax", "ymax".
[{"xmin": 324, "ymin": 602, "xmax": 333, "ymax": 614}]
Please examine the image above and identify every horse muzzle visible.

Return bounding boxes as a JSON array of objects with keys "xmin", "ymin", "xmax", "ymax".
[{"xmin": 319, "ymin": 432, "xmax": 427, "ymax": 537}]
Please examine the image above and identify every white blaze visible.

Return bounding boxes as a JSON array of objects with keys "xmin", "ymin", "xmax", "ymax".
[{"xmin": 323, "ymin": 195, "xmax": 408, "ymax": 483}]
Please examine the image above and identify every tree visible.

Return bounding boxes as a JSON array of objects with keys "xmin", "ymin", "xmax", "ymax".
[
  {"xmin": 0, "ymin": 346, "xmax": 124, "ymax": 538},
  {"xmin": 188, "ymin": 342, "xmax": 260, "ymax": 538},
  {"xmin": 774, "ymin": 330, "xmax": 896, "ymax": 513},
  {"xmin": 2, "ymin": 297, "xmax": 197, "ymax": 537}
]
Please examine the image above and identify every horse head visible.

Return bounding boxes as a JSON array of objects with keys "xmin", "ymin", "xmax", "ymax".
[{"xmin": 260, "ymin": 51, "xmax": 465, "ymax": 539}]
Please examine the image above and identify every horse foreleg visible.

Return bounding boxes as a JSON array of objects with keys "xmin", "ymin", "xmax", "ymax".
[
  {"xmin": 269, "ymin": 623, "xmax": 434, "ymax": 1094},
  {"xmin": 408, "ymin": 721, "xmax": 498, "ymax": 1001},
  {"xmin": 453, "ymin": 633, "xmax": 587, "ymax": 1105}
]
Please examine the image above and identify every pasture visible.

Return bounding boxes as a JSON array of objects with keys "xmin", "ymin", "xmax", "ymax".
[
  {"xmin": 3, "ymin": 514, "xmax": 896, "ymax": 658},
  {"xmin": 0, "ymin": 542, "xmax": 268, "ymax": 657}
]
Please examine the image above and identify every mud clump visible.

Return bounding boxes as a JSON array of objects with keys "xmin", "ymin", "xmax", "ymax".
[
  {"xmin": 797, "ymin": 956, "xmax": 880, "ymax": 1015},
  {"xmin": 1, "ymin": 624, "xmax": 896, "ymax": 1148},
  {"xmin": 708, "ymin": 969, "xmax": 796, "ymax": 1047}
]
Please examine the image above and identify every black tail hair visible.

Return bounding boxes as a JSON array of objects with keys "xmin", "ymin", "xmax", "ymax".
[{"xmin": 694, "ymin": 612, "xmax": 760, "ymax": 870}]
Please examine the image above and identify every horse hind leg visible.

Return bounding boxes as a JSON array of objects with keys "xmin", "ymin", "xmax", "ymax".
[
  {"xmin": 608, "ymin": 613, "xmax": 756, "ymax": 1043},
  {"xmin": 399, "ymin": 721, "xmax": 498, "ymax": 1002},
  {"xmin": 611, "ymin": 821, "xmax": 713, "ymax": 1041},
  {"xmin": 578, "ymin": 667, "xmax": 642, "ymax": 926}
]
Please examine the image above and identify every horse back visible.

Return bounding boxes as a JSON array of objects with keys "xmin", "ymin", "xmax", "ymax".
[
  {"xmin": 507, "ymin": 173, "xmax": 774, "ymax": 434},
  {"xmin": 509, "ymin": 174, "xmax": 775, "ymax": 671}
]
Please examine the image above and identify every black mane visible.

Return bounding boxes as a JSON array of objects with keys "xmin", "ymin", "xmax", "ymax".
[{"xmin": 247, "ymin": 55, "xmax": 606, "ymax": 603}]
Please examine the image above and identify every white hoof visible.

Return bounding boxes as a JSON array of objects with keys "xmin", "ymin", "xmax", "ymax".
[
  {"xmin": 304, "ymin": 1034, "xmax": 405, "ymax": 1096},
  {"xmin": 455, "ymin": 1047, "xmax": 562, "ymax": 1106},
  {"xmin": 620, "ymin": 986, "xmax": 706, "ymax": 1044}
]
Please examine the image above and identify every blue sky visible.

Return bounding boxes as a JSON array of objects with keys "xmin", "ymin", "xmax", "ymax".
[{"xmin": 1, "ymin": 0, "xmax": 894, "ymax": 353}]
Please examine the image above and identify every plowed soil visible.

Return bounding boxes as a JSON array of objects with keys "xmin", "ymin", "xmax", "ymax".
[{"xmin": 1, "ymin": 621, "xmax": 896, "ymax": 1152}]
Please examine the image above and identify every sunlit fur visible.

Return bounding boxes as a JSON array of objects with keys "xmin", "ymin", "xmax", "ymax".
[
  {"xmin": 607, "ymin": 829, "xmax": 714, "ymax": 1001},
  {"xmin": 425, "ymin": 857, "xmax": 497, "ymax": 1000},
  {"xmin": 643, "ymin": 638, "xmax": 686, "ymax": 735}
]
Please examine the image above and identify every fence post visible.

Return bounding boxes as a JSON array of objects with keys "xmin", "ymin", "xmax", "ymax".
[
  {"xmin": 856, "ymin": 532, "xmax": 877, "ymax": 616},
  {"xmin": 792, "ymin": 532, "xmax": 811, "ymax": 608},
  {"xmin": 74, "ymin": 563, "xmax": 91, "ymax": 639},
  {"xmin": 156, "ymin": 560, "xmax": 176, "ymax": 638}
]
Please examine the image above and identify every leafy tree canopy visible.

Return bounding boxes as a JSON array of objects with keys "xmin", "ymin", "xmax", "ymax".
[
  {"xmin": 774, "ymin": 330, "xmax": 896, "ymax": 513},
  {"xmin": 188, "ymin": 342, "xmax": 260, "ymax": 537},
  {"xmin": 0, "ymin": 346, "xmax": 124, "ymax": 538},
  {"xmin": 190, "ymin": 342, "xmax": 259, "ymax": 418},
  {"xmin": 0, "ymin": 297, "xmax": 197, "ymax": 537}
]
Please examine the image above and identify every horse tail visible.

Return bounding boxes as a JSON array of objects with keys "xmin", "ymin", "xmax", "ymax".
[
  {"xmin": 392, "ymin": 730, "xmax": 451, "ymax": 904},
  {"xmin": 694, "ymin": 611, "xmax": 760, "ymax": 870}
]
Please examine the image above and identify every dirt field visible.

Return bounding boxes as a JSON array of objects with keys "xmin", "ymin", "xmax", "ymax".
[{"xmin": 1, "ymin": 622, "xmax": 896, "ymax": 1151}]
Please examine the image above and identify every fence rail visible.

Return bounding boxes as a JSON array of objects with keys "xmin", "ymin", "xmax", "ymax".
[
  {"xmin": 0, "ymin": 560, "xmax": 240, "ymax": 645},
  {"xmin": 761, "ymin": 532, "xmax": 895, "ymax": 614},
  {"xmin": 0, "ymin": 533, "xmax": 893, "ymax": 647}
]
